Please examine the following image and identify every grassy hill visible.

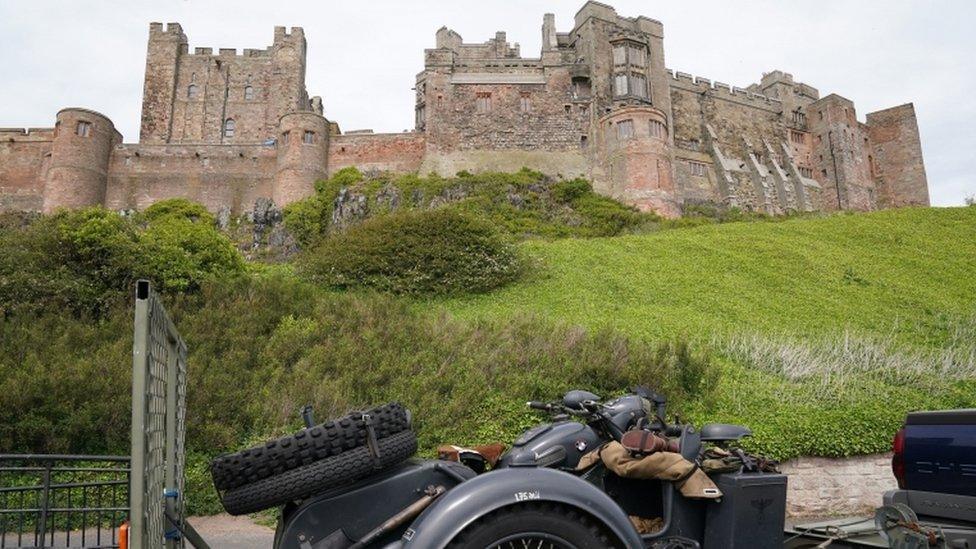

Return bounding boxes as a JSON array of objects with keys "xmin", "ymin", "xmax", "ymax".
[
  {"xmin": 442, "ymin": 207, "xmax": 976, "ymax": 457},
  {"xmin": 3, "ymin": 190, "xmax": 974, "ymax": 514}
]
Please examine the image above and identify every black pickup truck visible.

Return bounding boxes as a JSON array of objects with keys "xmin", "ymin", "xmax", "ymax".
[{"xmin": 786, "ymin": 409, "xmax": 976, "ymax": 548}]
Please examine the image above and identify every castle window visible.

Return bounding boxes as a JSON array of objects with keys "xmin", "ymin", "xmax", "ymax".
[
  {"xmin": 612, "ymin": 45, "xmax": 627, "ymax": 66},
  {"xmin": 281, "ymin": 131, "xmax": 290, "ymax": 145},
  {"xmin": 630, "ymin": 74, "xmax": 648, "ymax": 99},
  {"xmin": 792, "ymin": 110, "xmax": 806, "ymax": 126},
  {"xmin": 416, "ymin": 105, "xmax": 426, "ymax": 128},
  {"xmin": 223, "ymin": 118, "xmax": 235, "ymax": 138},
  {"xmin": 580, "ymin": 135, "xmax": 588, "ymax": 149},
  {"xmin": 303, "ymin": 130, "xmax": 315, "ymax": 144},
  {"xmin": 76, "ymin": 121, "xmax": 92, "ymax": 137},
  {"xmin": 613, "ymin": 73, "xmax": 628, "ymax": 96},
  {"xmin": 475, "ymin": 92, "xmax": 492, "ymax": 113},
  {"xmin": 629, "ymin": 45, "xmax": 647, "ymax": 67},
  {"xmin": 799, "ymin": 167, "xmax": 813, "ymax": 178},
  {"xmin": 187, "ymin": 84, "xmax": 198, "ymax": 100},
  {"xmin": 649, "ymin": 119, "xmax": 667, "ymax": 139},
  {"xmin": 790, "ymin": 130, "xmax": 805, "ymax": 145},
  {"xmin": 616, "ymin": 119, "xmax": 634, "ymax": 140},
  {"xmin": 689, "ymin": 161, "xmax": 707, "ymax": 177},
  {"xmin": 244, "ymin": 86, "xmax": 254, "ymax": 101},
  {"xmin": 519, "ymin": 93, "xmax": 531, "ymax": 113},
  {"xmin": 572, "ymin": 77, "xmax": 591, "ymax": 99}
]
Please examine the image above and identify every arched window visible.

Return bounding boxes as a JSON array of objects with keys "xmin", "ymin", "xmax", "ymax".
[
  {"xmin": 244, "ymin": 86, "xmax": 254, "ymax": 101},
  {"xmin": 223, "ymin": 119, "xmax": 236, "ymax": 138},
  {"xmin": 187, "ymin": 84, "xmax": 198, "ymax": 99}
]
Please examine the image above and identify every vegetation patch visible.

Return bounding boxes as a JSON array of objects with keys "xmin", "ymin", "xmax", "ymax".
[
  {"xmin": 299, "ymin": 208, "xmax": 523, "ymax": 295},
  {"xmin": 0, "ymin": 200, "xmax": 245, "ymax": 316},
  {"xmin": 0, "ymin": 275, "xmax": 714, "ymax": 515},
  {"xmin": 284, "ymin": 167, "xmax": 655, "ymax": 247}
]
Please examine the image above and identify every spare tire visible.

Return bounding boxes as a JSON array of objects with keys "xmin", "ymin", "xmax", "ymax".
[
  {"xmin": 210, "ymin": 402, "xmax": 410, "ymax": 491},
  {"xmin": 220, "ymin": 430, "xmax": 418, "ymax": 515}
]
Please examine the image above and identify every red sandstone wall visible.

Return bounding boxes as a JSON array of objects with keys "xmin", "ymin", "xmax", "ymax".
[
  {"xmin": 328, "ymin": 133, "xmax": 426, "ymax": 175},
  {"xmin": 104, "ymin": 144, "xmax": 275, "ymax": 213},
  {"xmin": 867, "ymin": 104, "xmax": 929, "ymax": 208},
  {"xmin": 0, "ymin": 128, "xmax": 52, "ymax": 211}
]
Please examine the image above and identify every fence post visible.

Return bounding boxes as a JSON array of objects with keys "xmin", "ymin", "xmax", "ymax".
[
  {"xmin": 129, "ymin": 282, "xmax": 151, "ymax": 549},
  {"xmin": 36, "ymin": 464, "xmax": 51, "ymax": 546}
]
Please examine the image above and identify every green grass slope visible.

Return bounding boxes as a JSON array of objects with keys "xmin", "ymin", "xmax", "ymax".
[
  {"xmin": 446, "ymin": 207, "xmax": 976, "ymax": 346},
  {"xmin": 443, "ymin": 207, "xmax": 976, "ymax": 458}
]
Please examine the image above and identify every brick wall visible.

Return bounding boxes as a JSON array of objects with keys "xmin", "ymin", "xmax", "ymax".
[
  {"xmin": 328, "ymin": 132, "xmax": 426, "ymax": 175},
  {"xmin": 0, "ymin": 128, "xmax": 52, "ymax": 211},
  {"xmin": 867, "ymin": 103, "xmax": 930, "ymax": 208},
  {"xmin": 104, "ymin": 144, "xmax": 275, "ymax": 214}
]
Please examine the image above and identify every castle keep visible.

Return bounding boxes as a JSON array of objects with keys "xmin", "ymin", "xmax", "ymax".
[{"xmin": 0, "ymin": 2, "xmax": 929, "ymax": 217}]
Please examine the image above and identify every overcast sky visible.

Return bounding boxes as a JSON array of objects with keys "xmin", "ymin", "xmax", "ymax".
[{"xmin": 1, "ymin": 1, "xmax": 972, "ymax": 205}]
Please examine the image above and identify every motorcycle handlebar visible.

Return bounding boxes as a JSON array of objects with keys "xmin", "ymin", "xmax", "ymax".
[{"xmin": 526, "ymin": 401, "xmax": 594, "ymax": 417}]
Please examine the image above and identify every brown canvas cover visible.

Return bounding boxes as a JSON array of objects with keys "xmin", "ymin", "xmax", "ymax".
[{"xmin": 577, "ymin": 442, "xmax": 722, "ymax": 499}]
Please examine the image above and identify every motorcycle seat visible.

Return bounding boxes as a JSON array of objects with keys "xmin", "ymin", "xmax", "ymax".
[{"xmin": 700, "ymin": 423, "xmax": 752, "ymax": 442}]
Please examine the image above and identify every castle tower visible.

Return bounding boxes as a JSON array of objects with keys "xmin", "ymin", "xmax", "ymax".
[
  {"xmin": 42, "ymin": 108, "xmax": 121, "ymax": 213},
  {"xmin": 274, "ymin": 112, "xmax": 328, "ymax": 205},
  {"xmin": 139, "ymin": 23, "xmax": 187, "ymax": 144},
  {"xmin": 270, "ymin": 27, "xmax": 310, "ymax": 127},
  {"xmin": 597, "ymin": 106, "xmax": 677, "ymax": 217}
]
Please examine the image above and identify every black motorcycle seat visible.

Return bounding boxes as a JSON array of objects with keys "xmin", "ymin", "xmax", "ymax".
[{"xmin": 700, "ymin": 423, "xmax": 752, "ymax": 442}]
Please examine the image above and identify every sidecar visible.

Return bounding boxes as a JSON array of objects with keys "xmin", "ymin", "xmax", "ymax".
[{"xmin": 273, "ymin": 420, "xmax": 787, "ymax": 549}]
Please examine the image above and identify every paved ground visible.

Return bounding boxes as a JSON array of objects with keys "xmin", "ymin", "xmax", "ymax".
[
  {"xmin": 2, "ymin": 514, "xmax": 274, "ymax": 549},
  {"xmin": 188, "ymin": 514, "xmax": 275, "ymax": 549}
]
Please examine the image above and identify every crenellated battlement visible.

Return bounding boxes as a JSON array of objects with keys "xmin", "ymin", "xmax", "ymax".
[
  {"xmin": 148, "ymin": 22, "xmax": 187, "ymax": 41},
  {"xmin": 667, "ymin": 69, "xmax": 782, "ymax": 110}
]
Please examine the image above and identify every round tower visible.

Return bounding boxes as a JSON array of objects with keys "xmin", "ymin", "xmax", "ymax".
[
  {"xmin": 42, "ymin": 108, "xmax": 120, "ymax": 213},
  {"xmin": 274, "ymin": 111, "xmax": 329, "ymax": 205},
  {"xmin": 597, "ymin": 106, "xmax": 678, "ymax": 217}
]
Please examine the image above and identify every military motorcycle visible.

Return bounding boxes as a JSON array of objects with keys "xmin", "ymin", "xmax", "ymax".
[{"xmin": 213, "ymin": 388, "xmax": 786, "ymax": 548}]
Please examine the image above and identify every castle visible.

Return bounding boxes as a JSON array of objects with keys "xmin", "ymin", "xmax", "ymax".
[{"xmin": 0, "ymin": 2, "xmax": 929, "ymax": 218}]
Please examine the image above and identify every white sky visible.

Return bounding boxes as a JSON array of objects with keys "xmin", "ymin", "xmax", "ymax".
[{"xmin": 1, "ymin": 0, "xmax": 973, "ymax": 205}]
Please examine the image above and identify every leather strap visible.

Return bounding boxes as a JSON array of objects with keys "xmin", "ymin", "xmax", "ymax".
[{"xmin": 363, "ymin": 413, "xmax": 383, "ymax": 468}]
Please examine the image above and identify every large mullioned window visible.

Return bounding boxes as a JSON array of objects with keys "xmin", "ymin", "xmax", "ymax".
[{"xmin": 611, "ymin": 41, "xmax": 649, "ymax": 101}]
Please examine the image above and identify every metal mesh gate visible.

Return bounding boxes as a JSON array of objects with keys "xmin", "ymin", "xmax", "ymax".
[{"xmin": 129, "ymin": 281, "xmax": 187, "ymax": 549}]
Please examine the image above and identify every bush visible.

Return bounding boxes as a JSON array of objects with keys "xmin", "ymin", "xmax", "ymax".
[
  {"xmin": 551, "ymin": 178, "xmax": 592, "ymax": 203},
  {"xmin": 140, "ymin": 215, "xmax": 246, "ymax": 293},
  {"xmin": 139, "ymin": 198, "xmax": 214, "ymax": 224},
  {"xmin": 0, "ymin": 203, "xmax": 244, "ymax": 316},
  {"xmin": 0, "ymin": 207, "xmax": 146, "ymax": 316},
  {"xmin": 299, "ymin": 208, "xmax": 523, "ymax": 295}
]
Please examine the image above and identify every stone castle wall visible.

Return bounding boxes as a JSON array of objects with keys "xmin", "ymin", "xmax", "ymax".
[
  {"xmin": 0, "ymin": 128, "xmax": 52, "ymax": 211},
  {"xmin": 781, "ymin": 453, "xmax": 897, "ymax": 517},
  {"xmin": 104, "ymin": 144, "xmax": 276, "ymax": 213},
  {"xmin": 0, "ymin": 1, "xmax": 930, "ymax": 218}
]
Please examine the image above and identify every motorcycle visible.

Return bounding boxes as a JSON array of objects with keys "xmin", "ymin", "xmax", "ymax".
[{"xmin": 265, "ymin": 388, "xmax": 785, "ymax": 549}]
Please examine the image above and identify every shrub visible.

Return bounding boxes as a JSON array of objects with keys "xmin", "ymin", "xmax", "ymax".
[
  {"xmin": 551, "ymin": 178, "xmax": 592, "ymax": 203},
  {"xmin": 0, "ymin": 207, "xmax": 146, "ymax": 316},
  {"xmin": 139, "ymin": 215, "xmax": 246, "ymax": 293},
  {"xmin": 139, "ymin": 198, "xmax": 214, "ymax": 224},
  {"xmin": 299, "ymin": 208, "xmax": 523, "ymax": 295},
  {"xmin": 0, "ymin": 203, "xmax": 245, "ymax": 316}
]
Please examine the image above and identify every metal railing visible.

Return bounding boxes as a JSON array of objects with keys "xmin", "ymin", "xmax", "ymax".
[{"xmin": 0, "ymin": 454, "xmax": 129, "ymax": 549}]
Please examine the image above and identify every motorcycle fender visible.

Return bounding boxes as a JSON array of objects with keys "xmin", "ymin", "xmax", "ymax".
[{"xmin": 399, "ymin": 467, "xmax": 642, "ymax": 549}]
